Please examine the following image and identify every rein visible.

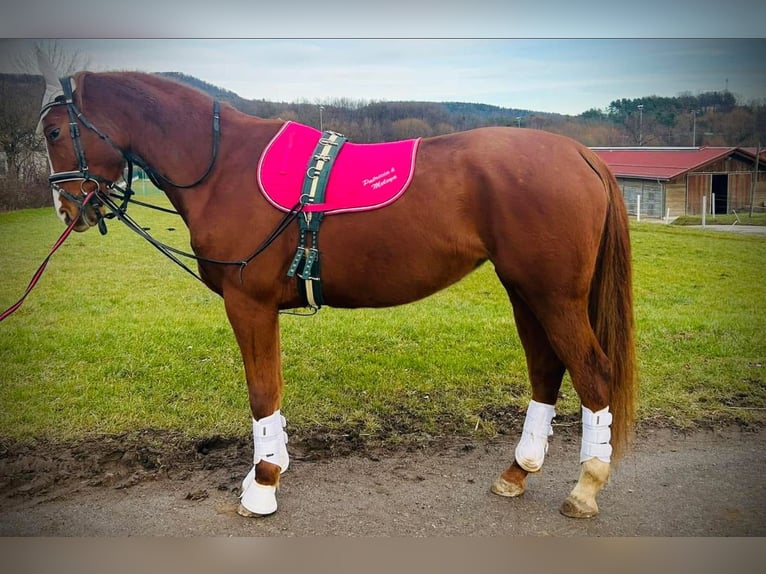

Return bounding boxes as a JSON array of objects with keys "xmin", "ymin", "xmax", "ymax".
[
  {"xmin": 98, "ymin": 191, "xmax": 305, "ymax": 284},
  {"xmin": 43, "ymin": 76, "xmax": 304, "ymax": 280},
  {"xmin": 1, "ymin": 76, "xmax": 311, "ymax": 321},
  {"xmin": 0, "ymin": 191, "xmax": 95, "ymax": 322}
]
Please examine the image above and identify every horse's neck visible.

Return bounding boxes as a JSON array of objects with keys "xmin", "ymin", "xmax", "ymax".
[
  {"xmin": 88, "ymin": 73, "xmax": 224, "ymax": 219},
  {"xmin": 119, "ymin": 80, "xmax": 213, "ymax": 177},
  {"xmin": 86, "ymin": 73, "xmax": 283, "ymax": 226}
]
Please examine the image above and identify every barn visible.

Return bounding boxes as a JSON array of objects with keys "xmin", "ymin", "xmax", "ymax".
[{"xmin": 591, "ymin": 147, "xmax": 766, "ymax": 219}]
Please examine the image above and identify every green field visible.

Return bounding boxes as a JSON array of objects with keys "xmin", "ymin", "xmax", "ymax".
[
  {"xmin": 1, "ymin": 201, "xmax": 765, "ymax": 444},
  {"xmin": 673, "ymin": 212, "xmax": 766, "ymax": 226}
]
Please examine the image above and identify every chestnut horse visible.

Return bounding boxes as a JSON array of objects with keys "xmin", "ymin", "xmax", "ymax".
[{"xmin": 36, "ymin": 59, "xmax": 635, "ymax": 519}]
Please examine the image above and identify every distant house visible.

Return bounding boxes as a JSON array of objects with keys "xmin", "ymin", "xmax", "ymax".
[{"xmin": 591, "ymin": 147, "xmax": 766, "ymax": 219}]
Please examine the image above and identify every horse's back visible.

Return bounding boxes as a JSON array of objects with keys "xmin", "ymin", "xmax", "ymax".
[
  {"xmin": 414, "ymin": 126, "xmax": 610, "ymax": 254},
  {"xmin": 318, "ymin": 126, "xmax": 612, "ymax": 307}
]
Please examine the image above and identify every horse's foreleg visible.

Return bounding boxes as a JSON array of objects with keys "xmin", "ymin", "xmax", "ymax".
[
  {"xmin": 223, "ymin": 292, "xmax": 287, "ymax": 517},
  {"xmin": 492, "ymin": 292, "xmax": 565, "ymax": 499}
]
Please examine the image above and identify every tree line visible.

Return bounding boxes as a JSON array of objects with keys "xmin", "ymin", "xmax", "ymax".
[
  {"xmin": 2, "ymin": 70, "xmax": 764, "ymax": 211},
  {"xmin": 0, "ymin": 74, "xmax": 49, "ymax": 210},
  {"xmin": 165, "ymin": 72, "xmax": 765, "ymax": 148}
]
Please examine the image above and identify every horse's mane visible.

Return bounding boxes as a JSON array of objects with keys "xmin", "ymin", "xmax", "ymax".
[
  {"xmin": 72, "ymin": 70, "xmax": 223, "ymax": 161},
  {"xmin": 75, "ymin": 71, "xmax": 217, "ymax": 132}
]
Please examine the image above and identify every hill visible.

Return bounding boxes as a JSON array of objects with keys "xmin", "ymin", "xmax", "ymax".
[
  {"xmin": 2, "ymin": 71, "xmax": 765, "ymax": 210},
  {"xmin": 160, "ymin": 72, "xmax": 765, "ymax": 147},
  {"xmin": 158, "ymin": 71, "xmax": 562, "ymax": 142}
]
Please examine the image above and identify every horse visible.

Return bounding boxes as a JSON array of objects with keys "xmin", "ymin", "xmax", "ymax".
[{"xmin": 34, "ymin": 54, "xmax": 636, "ymax": 519}]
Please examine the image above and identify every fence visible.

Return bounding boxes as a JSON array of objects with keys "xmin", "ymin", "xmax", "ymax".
[{"xmin": 619, "ymin": 179, "xmax": 664, "ymax": 219}]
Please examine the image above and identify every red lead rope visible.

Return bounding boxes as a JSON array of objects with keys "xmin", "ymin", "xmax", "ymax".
[{"xmin": 0, "ymin": 192, "xmax": 94, "ymax": 322}]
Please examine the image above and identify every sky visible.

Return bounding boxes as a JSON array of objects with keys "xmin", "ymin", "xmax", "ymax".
[
  {"xmin": 0, "ymin": 2, "xmax": 764, "ymax": 117},
  {"xmin": 2, "ymin": 38, "xmax": 764, "ymax": 116}
]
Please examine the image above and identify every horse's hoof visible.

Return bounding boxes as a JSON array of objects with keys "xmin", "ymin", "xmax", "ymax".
[
  {"xmin": 560, "ymin": 495, "xmax": 599, "ymax": 519},
  {"xmin": 490, "ymin": 476, "xmax": 525, "ymax": 498},
  {"xmin": 237, "ymin": 503, "xmax": 273, "ymax": 518},
  {"xmin": 239, "ymin": 481, "xmax": 278, "ymax": 517}
]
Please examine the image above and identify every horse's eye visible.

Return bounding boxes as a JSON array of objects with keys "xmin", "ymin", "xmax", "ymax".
[{"xmin": 47, "ymin": 128, "xmax": 61, "ymax": 142}]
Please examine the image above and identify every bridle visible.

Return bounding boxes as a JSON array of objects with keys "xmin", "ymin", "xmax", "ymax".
[
  {"xmin": 39, "ymin": 75, "xmax": 305, "ymax": 286},
  {"xmin": 41, "ymin": 75, "xmax": 222, "ymax": 235}
]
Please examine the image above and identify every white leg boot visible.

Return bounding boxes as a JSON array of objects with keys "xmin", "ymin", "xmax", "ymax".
[
  {"xmin": 239, "ymin": 410, "xmax": 289, "ymax": 516},
  {"xmin": 514, "ymin": 399, "xmax": 556, "ymax": 473},
  {"xmin": 561, "ymin": 405, "xmax": 612, "ymax": 518}
]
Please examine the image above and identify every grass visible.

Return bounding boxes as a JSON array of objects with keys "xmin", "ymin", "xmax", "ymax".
[
  {"xmin": 672, "ymin": 212, "xmax": 766, "ymax": 226},
  {"xmin": 1, "ymin": 202, "xmax": 765, "ymax": 445},
  {"xmin": 629, "ymin": 222, "xmax": 766, "ymax": 426}
]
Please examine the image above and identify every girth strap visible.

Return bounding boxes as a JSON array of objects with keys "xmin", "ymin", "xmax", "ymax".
[{"xmin": 287, "ymin": 130, "xmax": 347, "ymax": 310}]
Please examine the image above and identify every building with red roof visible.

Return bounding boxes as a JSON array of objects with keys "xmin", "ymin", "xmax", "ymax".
[{"xmin": 591, "ymin": 147, "xmax": 764, "ymax": 219}]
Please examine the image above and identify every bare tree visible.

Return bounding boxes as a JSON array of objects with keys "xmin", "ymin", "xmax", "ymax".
[
  {"xmin": 0, "ymin": 73, "xmax": 49, "ymax": 210},
  {"xmin": 0, "ymin": 41, "xmax": 92, "ymax": 209},
  {"xmin": 12, "ymin": 40, "xmax": 91, "ymax": 76}
]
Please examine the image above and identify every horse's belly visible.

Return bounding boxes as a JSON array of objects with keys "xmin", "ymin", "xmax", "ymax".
[{"xmin": 318, "ymin": 233, "xmax": 486, "ymax": 308}]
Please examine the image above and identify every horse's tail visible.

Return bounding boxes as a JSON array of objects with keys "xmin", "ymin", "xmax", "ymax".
[{"xmin": 582, "ymin": 148, "xmax": 637, "ymax": 461}]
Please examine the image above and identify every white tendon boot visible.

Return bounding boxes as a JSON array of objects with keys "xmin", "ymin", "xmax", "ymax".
[
  {"xmin": 239, "ymin": 410, "xmax": 289, "ymax": 516},
  {"xmin": 514, "ymin": 400, "xmax": 556, "ymax": 472},
  {"xmin": 561, "ymin": 405, "xmax": 613, "ymax": 518},
  {"xmin": 580, "ymin": 405, "xmax": 612, "ymax": 463}
]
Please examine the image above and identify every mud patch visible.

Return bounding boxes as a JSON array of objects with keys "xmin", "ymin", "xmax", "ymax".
[
  {"xmin": 0, "ymin": 418, "xmax": 759, "ymax": 503},
  {"xmin": 0, "ymin": 430, "xmax": 245, "ymax": 500},
  {"xmin": 0, "ymin": 418, "xmax": 525, "ymax": 503}
]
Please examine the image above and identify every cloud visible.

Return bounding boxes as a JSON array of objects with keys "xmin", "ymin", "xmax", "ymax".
[{"xmin": 3, "ymin": 39, "xmax": 764, "ymax": 115}]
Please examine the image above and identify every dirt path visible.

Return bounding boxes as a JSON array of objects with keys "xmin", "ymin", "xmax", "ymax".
[{"xmin": 1, "ymin": 426, "xmax": 764, "ymax": 536}]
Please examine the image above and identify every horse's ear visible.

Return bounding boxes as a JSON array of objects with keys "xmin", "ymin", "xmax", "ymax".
[
  {"xmin": 36, "ymin": 46, "xmax": 64, "ymax": 112},
  {"xmin": 36, "ymin": 47, "xmax": 60, "ymax": 91}
]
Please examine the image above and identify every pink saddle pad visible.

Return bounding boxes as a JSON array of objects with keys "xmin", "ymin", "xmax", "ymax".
[{"xmin": 257, "ymin": 121, "xmax": 420, "ymax": 214}]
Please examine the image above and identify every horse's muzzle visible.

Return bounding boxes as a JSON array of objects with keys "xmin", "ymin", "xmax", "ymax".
[
  {"xmin": 60, "ymin": 207, "xmax": 97, "ymax": 232},
  {"xmin": 56, "ymin": 195, "xmax": 99, "ymax": 231},
  {"xmin": 53, "ymin": 182, "xmax": 105, "ymax": 232}
]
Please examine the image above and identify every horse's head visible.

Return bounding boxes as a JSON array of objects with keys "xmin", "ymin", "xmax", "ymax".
[{"xmin": 37, "ymin": 51, "xmax": 126, "ymax": 232}]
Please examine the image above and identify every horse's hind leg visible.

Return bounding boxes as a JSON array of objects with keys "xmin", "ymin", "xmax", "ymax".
[
  {"xmin": 223, "ymin": 291, "xmax": 288, "ymax": 517},
  {"xmin": 492, "ymin": 278, "xmax": 614, "ymax": 518},
  {"xmin": 530, "ymin": 296, "xmax": 613, "ymax": 519},
  {"xmin": 491, "ymin": 290, "xmax": 566, "ymax": 498}
]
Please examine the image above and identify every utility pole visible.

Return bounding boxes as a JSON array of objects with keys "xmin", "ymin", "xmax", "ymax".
[
  {"xmin": 637, "ymin": 104, "xmax": 644, "ymax": 146},
  {"xmin": 691, "ymin": 110, "xmax": 697, "ymax": 147}
]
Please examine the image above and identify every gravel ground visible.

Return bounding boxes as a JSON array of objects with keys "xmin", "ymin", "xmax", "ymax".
[{"xmin": 1, "ymin": 425, "xmax": 764, "ymax": 536}]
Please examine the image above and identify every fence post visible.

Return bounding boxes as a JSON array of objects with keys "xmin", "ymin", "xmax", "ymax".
[
  {"xmin": 636, "ymin": 194, "xmax": 641, "ymax": 222},
  {"xmin": 712, "ymin": 193, "xmax": 716, "ymax": 219},
  {"xmin": 702, "ymin": 195, "xmax": 707, "ymax": 227}
]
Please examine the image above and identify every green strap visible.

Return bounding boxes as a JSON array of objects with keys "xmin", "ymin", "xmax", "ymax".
[
  {"xmin": 287, "ymin": 131, "xmax": 346, "ymax": 310},
  {"xmin": 299, "ymin": 131, "xmax": 346, "ymax": 204}
]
